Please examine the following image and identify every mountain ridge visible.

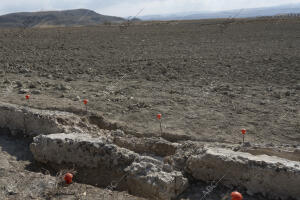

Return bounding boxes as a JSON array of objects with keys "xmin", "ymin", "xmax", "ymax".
[{"xmin": 0, "ymin": 9, "xmax": 125, "ymax": 27}]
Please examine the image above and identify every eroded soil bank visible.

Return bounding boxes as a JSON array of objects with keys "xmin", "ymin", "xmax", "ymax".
[
  {"xmin": 0, "ymin": 131, "xmax": 144, "ymax": 200},
  {"xmin": 0, "ymin": 102, "xmax": 299, "ymax": 200}
]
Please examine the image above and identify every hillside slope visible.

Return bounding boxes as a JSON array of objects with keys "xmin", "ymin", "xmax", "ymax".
[{"xmin": 0, "ymin": 9, "xmax": 125, "ymax": 27}]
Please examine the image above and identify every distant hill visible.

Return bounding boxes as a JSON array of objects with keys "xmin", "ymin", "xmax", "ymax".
[
  {"xmin": 0, "ymin": 9, "xmax": 125, "ymax": 28},
  {"xmin": 140, "ymin": 3, "xmax": 300, "ymax": 20}
]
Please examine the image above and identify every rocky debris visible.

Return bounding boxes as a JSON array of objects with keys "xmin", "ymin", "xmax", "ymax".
[
  {"xmin": 43, "ymin": 81, "xmax": 52, "ymax": 88},
  {"xmin": 19, "ymin": 68, "xmax": 30, "ymax": 74},
  {"xmin": 65, "ymin": 77, "xmax": 74, "ymax": 82},
  {"xmin": 242, "ymin": 142, "xmax": 251, "ymax": 147},
  {"xmin": 46, "ymin": 74, "xmax": 53, "ymax": 79},
  {"xmin": 88, "ymin": 114, "xmax": 120, "ymax": 131},
  {"xmin": 0, "ymin": 102, "xmax": 98, "ymax": 136},
  {"xmin": 15, "ymin": 81, "xmax": 23, "ymax": 88},
  {"xmin": 28, "ymin": 82, "xmax": 37, "ymax": 89},
  {"xmin": 113, "ymin": 134, "xmax": 178, "ymax": 157},
  {"xmin": 74, "ymin": 95, "xmax": 81, "ymax": 101},
  {"xmin": 0, "ymin": 133, "xmax": 142, "ymax": 200},
  {"xmin": 3, "ymin": 79, "xmax": 10, "ymax": 84},
  {"xmin": 31, "ymin": 90, "xmax": 41, "ymax": 95},
  {"xmin": 185, "ymin": 147, "xmax": 300, "ymax": 200},
  {"xmin": 272, "ymin": 91, "xmax": 281, "ymax": 99},
  {"xmin": 212, "ymin": 84, "xmax": 232, "ymax": 92},
  {"xmin": 55, "ymin": 83, "xmax": 72, "ymax": 91},
  {"xmin": 2, "ymin": 102, "xmax": 300, "ymax": 200},
  {"xmin": 30, "ymin": 133, "xmax": 188, "ymax": 200},
  {"xmin": 294, "ymin": 148, "xmax": 300, "ymax": 154},
  {"xmin": 0, "ymin": 102, "xmax": 62, "ymax": 136},
  {"xmin": 168, "ymin": 141, "xmax": 205, "ymax": 171},
  {"xmin": 30, "ymin": 133, "xmax": 137, "ymax": 169},
  {"xmin": 18, "ymin": 88, "xmax": 29, "ymax": 94},
  {"xmin": 125, "ymin": 157, "xmax": 188, "ymax": 199},
  {"xmin": 0, "ymin": 102, "xmax": 125, "ymax": 137},
  {"xmin": 284, "ymin": 90, "xmax": 291, "ymax": 96}
]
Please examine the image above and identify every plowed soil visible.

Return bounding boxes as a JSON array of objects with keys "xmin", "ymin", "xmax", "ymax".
[
  {"xmin": 1, "ymin": 17, "xmax": 299, "ymax": 146},
  {"xmin": 1, "ymin": 17, "xmax": 299, "ymax": 200}
]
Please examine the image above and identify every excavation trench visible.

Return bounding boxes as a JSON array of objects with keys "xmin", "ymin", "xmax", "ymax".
[{"xmin": 0, "ymin": 102, "xmax": 300, "ymax": 200}]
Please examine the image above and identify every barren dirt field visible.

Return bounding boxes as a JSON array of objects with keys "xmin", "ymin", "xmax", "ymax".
[
  {"xmin": 0, "ymin": 17, "xmax": 300, "ymax": 199},
  {"xmin": 1, "ymin": 18, "xmax": 300, "ymax": 145}
]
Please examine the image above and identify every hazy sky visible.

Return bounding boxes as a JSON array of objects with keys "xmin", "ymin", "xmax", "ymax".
[{"xmin": 1, "ymin": 0, "xmax": 300, "ymax": 17}]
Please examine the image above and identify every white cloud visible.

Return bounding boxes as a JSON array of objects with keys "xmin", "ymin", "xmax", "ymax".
[
  {"xmin": 99, "ymin": 0, "xmax": 300, "ymax": 16},
  {"xmin": 0, "ymin": 0, "xmax": 300, "ymax": 16}
]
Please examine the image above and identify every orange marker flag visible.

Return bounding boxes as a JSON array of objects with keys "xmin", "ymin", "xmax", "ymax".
[
  {"xmin": 83, "ymin": 99, "xmax": 88, "ymax": 113},
  {"xmin": 241, "ymin": 129, "xmax": 246, "ymax": 135},
  {"xmin": 231, "ymin": 191, "xmax": 243, "ymax": 200},
  {"xmin": 83, "ymin": 99, "xmax": 88, "ymax": 105},
  {"xmin": 157, "ymin": 114, "xmax": 163, "ymax": 136},
  {"xmin": 64, "ymin": 173, "xmax": 73, "ymax": 184},
  {"xmin": 157, "ymin": 114, "xmax": 162, "ymax": 120}
]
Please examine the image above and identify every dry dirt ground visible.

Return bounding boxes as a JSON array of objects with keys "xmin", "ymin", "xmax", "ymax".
[
  {"xmin": 0, "ymin": 17, "xmax": 299, "ymax": 146},
  {"xmin": 0, "ymin": 17, "xmax": 299, "ymax": 199}
]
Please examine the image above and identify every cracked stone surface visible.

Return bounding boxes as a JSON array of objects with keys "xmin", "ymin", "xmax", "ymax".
[
  {"xmin": 185, "ymin": 147, "xmax": 300, "ymax": 200},
  {"xmin": 30, "ymin": 133, "xmax": 189, "ymax": 200}
]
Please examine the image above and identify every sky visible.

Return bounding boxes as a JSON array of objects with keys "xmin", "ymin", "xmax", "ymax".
[{"xmin": 0, "ymin": 0, "xmax": 300, "ymax": 17}]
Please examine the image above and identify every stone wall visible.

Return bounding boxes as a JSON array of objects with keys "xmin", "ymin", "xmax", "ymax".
[
  {"xmin": 185, "ymin": 147, "xmax": 300, "ymax": 200},
  {"xmin": 30, "ymin": 133, "xmax": 189, "ymax": 200}
]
